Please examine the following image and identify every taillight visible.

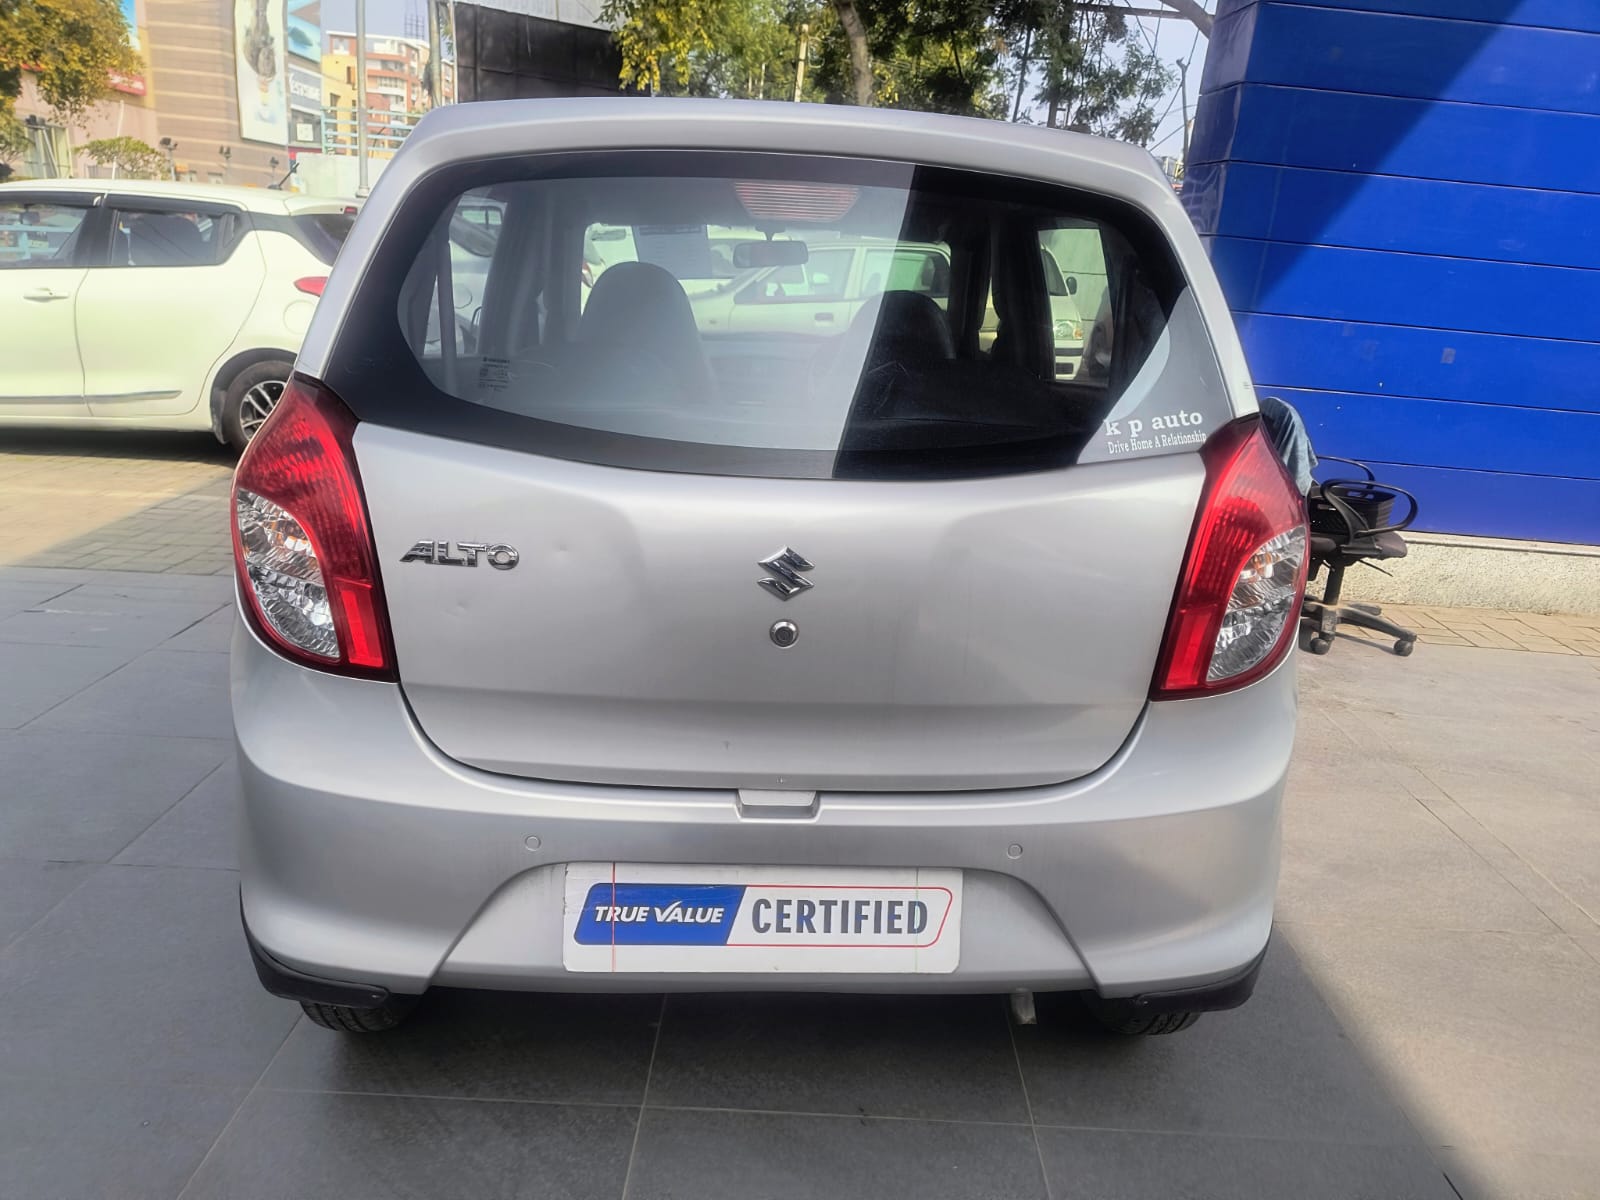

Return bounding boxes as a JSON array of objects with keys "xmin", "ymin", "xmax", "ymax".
[
  {"xmin": 1152, "ymin": 417, "xmax": 1308, "ymax": 699},
  {"xmin": 231, "ymin": 378, "xmax": 395, "ymax": 680},
  {"xmin": 294, "ymin": 276, "xmax": 327, "ymax": 296}
]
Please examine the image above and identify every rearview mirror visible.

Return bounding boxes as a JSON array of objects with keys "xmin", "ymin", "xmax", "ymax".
[{"xmin": 733, "ymin": 240, "xmax": 809, "ymax": 269}]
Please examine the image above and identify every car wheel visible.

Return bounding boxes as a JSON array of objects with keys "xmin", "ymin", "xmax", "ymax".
[
  {"xmin": 222, "ymin": 361, "xmax": 293, "ymax": 452},
  {"xmin": 1083, "ymin": 997, "xmax": 1201, "ymax": 1036},
  {"xmin": 299, "ymin": 996, "xmax": 417, "ymax": 1033}
]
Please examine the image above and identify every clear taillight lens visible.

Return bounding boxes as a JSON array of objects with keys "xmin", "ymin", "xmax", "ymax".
[
  {"xmin": 235, "ymin": 490, "xmax": 337, "ymax": 660},
  {"xmin": 1209, "ymin": 526, "xmax": 1305, "ymax": 681},
  {"xmin": 231, "ymin": 378, "xmax": 394, "ymax": 680},
  {"xmin": 1153, "ymin": 418, "xmax": 1308, "ymax": 699}
]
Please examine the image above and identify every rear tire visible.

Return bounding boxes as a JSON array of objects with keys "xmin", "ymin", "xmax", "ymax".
[
  {"xmin": 1084, "ymin": 996, "xmax": 1201, "ymax": 1036},
  {"xmin": 1394, "ymin": 639, "xmax": 1415, "ymax": 657},
  {"xmin": 300, "ymin": 995, "xmax": 417, "ymax": 1033},
  {"xmin": 221, "ymin": 360, "xmax": 293, "ymax": 453}
]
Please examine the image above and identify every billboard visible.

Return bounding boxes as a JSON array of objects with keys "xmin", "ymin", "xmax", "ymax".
[
  {"xmin": 235, "ymin": 0, "xmax": 287, "ymax": 145},
  {"xmin": 287, "ymin": 0, "xmax": 322, "ymax": 63},
  {"xmin": 111, "ymin": 0, "xmax": 147, "ymax": 97},
  {"xmin": 287, "ymin": 61, "xmax": 324, "ymax": 150}
]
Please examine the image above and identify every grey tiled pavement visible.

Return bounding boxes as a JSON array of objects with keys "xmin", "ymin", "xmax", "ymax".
[{"xmin": 1, "ymin": 437, "xmax": 1598, "ymax": 1199}]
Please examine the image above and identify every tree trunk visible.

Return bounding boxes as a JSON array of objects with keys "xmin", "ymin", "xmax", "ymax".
[
  {"xmin": 1158, "ymin": 0, "xmax": 1213, "ymax": 36},
  {"xmin": 1011, "ymin": 28, "xmax": 1033, "ymax": 121},
  {"xmin": 831, "ymin": 0, "xmax": 874, "ymax": 106}
]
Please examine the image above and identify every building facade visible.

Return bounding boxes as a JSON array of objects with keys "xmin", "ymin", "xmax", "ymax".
[{"xmin": 1186, "ymin": 0, "xmax": 1600, "ymax": 545}]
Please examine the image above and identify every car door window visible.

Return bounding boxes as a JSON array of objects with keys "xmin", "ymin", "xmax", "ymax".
[
  {"xmin": 0, "ymin": 199, "xmax": 92, "ymax": 268},
  {"xmin": 106, "ymin": 205, "xmax": 239, "ymax": 267},
  {"xmin": 860, "ymin": 247, "xmax": 948, "ymax": 299}
]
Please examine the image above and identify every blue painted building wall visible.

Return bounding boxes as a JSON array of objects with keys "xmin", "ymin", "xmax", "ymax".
[{"xmin": 1184, "ymin": 0, "xmax": 1600, "ymax": 544}]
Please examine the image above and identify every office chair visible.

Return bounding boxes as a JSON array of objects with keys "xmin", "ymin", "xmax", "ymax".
[{"xmin": 1301, "ymin": 457, "xmax": 1420, "ymax": 657}]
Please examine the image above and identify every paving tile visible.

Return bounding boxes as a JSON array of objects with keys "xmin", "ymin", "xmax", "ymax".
[
  {"xmin": 0, "ymin": 579, "xmax": 78, "ymax": 619},
  {"xmin": 0, "ymin": 1078, "xmax": 244, "ymax": 1200},
  {"xmin": 0, "ymin": 596, "xmax": 223, "ymax": 651},
  {"xmin": 1281, "ymin": 924, "xmax": 1600, "ymax": 1160},
  {"xmin": 0, "ymin": 865, "xmax": 299, "ymax": 1089},
  {"xmin": 0, "ymin": 731, "xmax": 229, "ymax": 862},
  {"xmin": 1037, "ymin": 1128, "xmax": 1455, "ymax": 1200},
  {"xmin": 647, "ymin": 992, "xmax": 1029, "ymax": 1123},
  {"xmin": 0, "ymin": 641, "xmax": 135, "ymax": 728},
  {"xmin": 28, "ymin": 649, "xmax": 232, "ymax": 739},
  {"xmin": 1014, "ymin": 942, "xmax": 1413, "ymax": 1145},
  {"xmin": 1435, "ymin": 1144, "xmax": 1600, "ymax": 1200},
  {"xmin": 626, "ymin": 1107, "xmax": 1044, "ymax": 1200},
  {"xmin": 1421, "ymin": 766, "xmax": 1600, "ymax": 926},
  {"xmin": 0, "ymin": 859, "xmax": 97, "ymax": 949},
  {"xmin": 1279, "ymin": 769, "xmax": 1557, "ymax": 933},
  {"xmin": 261, "ymin": 989, "xmax": 662, "ymax": 1106},
  {"xmin": 182, "ymin": 1090, "xmax": 637, "ymax": 1200},
  {"xmin": 114, "ymin": 760, "xmax": 239, "ymax": 871},
  {"xmin": 162, "ymin": 607, "xmax": 237, "ymax": 653}
]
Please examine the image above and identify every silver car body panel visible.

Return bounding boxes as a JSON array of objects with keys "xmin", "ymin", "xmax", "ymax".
[
  {"xmin": 359, "ymin": 419, "xmax": 1203, "ymax": 789},
  {"xmin": 234, "ymin": 616, "xmax": 1291, "ymax": 996}
]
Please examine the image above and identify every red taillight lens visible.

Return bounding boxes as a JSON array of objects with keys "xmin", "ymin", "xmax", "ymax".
[
  {"xmin": 1152, "ymin": 417, "xmax": 1308, "ymax": 699},
  {"xmin": 231, "ymin": 378, "xmax": 395, "ymax": 680},
  {"xmin": 294, "ymin": 276, "xmax": 327, "ymax": 296}
]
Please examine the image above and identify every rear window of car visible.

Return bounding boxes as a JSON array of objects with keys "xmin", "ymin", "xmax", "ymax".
[
  {"xmin": 326, "ymin": 151, "xmax": 1225, "ymax": 480},
  {"xmin": 292, "ymin": 212, "xmax": 355, "ymax": 264}
]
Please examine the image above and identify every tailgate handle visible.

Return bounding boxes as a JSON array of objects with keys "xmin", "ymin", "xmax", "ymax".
[{"xmin": 737, "ymin": 789, "xmax": 818, "ymax": 819}]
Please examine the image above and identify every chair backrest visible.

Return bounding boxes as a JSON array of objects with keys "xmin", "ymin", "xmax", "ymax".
[{"xmin": 1309, "ymin": 457, "xmax": 1419, "ymax": 542}]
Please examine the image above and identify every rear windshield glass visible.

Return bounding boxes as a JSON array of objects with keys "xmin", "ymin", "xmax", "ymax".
[
  {"xmin": 293, "ymin": 212, "xmax": 355, "ymax": 264},
  {"xmin": 329, "ymin": 152, "xmax": 1214, "ymax": 480}
]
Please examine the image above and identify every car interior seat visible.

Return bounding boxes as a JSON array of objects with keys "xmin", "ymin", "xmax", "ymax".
[{"xmin": 574, "ymin": 260, "xmax": 717, "ymax": 403}]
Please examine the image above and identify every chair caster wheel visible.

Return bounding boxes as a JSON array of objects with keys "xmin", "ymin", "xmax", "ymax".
[
  {"xmin": 1308, "ymin": 636, "xmax": 1333, "ymax": 655},
  {"xmin": 1394, "ymin": 639, "xmax": 1415, "ymax": 657}
]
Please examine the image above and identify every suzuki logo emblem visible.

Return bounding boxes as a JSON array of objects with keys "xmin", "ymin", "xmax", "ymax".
[{"xmin": 757, "ymin": 547, "xmax": 814, "ymax": 601}]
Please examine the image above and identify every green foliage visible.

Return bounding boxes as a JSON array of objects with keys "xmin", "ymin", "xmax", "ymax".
[
  {"xmin": 1000, "ymin": 2, "xmax": 1173, "ymax": 143},
  {"xmin": 0, "ymin": 110, "xmax": 26, "ymax": 162},
  {"xmin": 598, "ymin": 0, "xmax": 1178, "ymax": 144},
  {"xmin": 0, "ymin": 0, "xmax": 140, "ymax": 123},
  {"xmin": 82, "ymin": 134, "xmax": 164, "ymax": 178}
]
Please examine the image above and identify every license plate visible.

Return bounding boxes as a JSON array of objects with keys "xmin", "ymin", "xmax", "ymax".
[{"xmin": 562, "ymin": 864, "xmax": 961, "ymax": 974}]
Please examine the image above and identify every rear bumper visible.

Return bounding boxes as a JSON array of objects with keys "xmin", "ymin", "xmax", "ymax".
[{"xmin": 233, "ymin": 618, "xmax": 1293, "ymax": 1000}]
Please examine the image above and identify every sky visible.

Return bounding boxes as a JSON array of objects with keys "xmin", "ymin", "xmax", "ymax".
[
  {"xmin": 321, "ymin": 0, "xmax": 1214, "ymax": 160},
  {"xmin": 1135, "ymin": 2, "xmax": 1215, "ymax": 164}
]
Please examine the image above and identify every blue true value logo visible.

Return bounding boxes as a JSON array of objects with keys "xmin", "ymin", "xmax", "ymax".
[{"xmin": 574, "ymin": 882, "xmax": 745, "ymax": 946}]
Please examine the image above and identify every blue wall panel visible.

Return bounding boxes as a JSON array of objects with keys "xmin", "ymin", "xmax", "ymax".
[
  {"xmin": 1235, "ymin": 314, "xmax": 1600, "ymax": 416},
  {"xmin": 1323, "ymin": 463, "xmax": 1600, "ymax": 543},
  {"xmin": 1216, "ymin": 0, "xmax": 1600, "ymax": 35},
  {"xmin": 1190, "ymin": 0, "xmax": 1600, "ymax": 544},
  {"xmin": 1185, "ymin": 164, "xmax": 1600, "ymax": 269},
  {"xmin": 1211, "ymin": 6, "xmax": 1600, "ymax": 113},
  {"xmin": 1188, "ymin": 84, "xmax": 1600, "ymax": 194},
  {"xmin": 1208, "ymin": 237, "xmax": 1600, "ymax": 342},
  {"xmin": 1272, "ymin": 389, "xmax": 1600, "ymax": 479}
]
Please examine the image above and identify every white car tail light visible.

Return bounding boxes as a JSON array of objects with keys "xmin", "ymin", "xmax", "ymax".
[
  {"xmin": 231, "ymin": 378, "xmax": 395, "ymax": 679},
  {"xmin": 1152, "ymin": 418, "xmax": 1308, "ymax": 699}
]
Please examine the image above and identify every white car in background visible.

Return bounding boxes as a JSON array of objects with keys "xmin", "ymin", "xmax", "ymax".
[{"xmin": 0, "ymin": 179, "xmax": 354, "ymax": 450}]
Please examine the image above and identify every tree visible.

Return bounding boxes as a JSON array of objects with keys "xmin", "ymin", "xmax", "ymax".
[
  {"xmin": 0, "ymin": 0, "xmax": 140, "ymax": 128},
  {"xmin": 82, "ymin": 135, "xmax": 164, "ymax": 178},
  {"xmin": 1001, "ymin": 2, "xmax": 1172, "ymax": 144},
  {"xmin": 1156, "ymin": 0, "xmax": 1211, "ymax": 37}
]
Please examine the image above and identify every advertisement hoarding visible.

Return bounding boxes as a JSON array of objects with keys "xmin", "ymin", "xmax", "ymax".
[
  {"xmin": 235, "ymin": 0, "xmax": 288, "ymax": 145},
  {"xmin": 288, "ymin": 61, "xmax": 324, "ymax": 150},
  {"xmin": 287, "ymin": 0, "xmax": 322, "ymax": 63}
]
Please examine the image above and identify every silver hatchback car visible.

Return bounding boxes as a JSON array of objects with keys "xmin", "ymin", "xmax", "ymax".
[{"xmin": 231, "ymin": 99, "xmax": 1306, "ymax": 1035}]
